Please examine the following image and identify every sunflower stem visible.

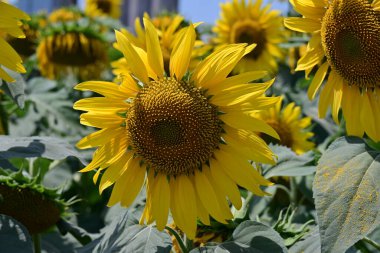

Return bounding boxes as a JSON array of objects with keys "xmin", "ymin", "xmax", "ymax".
[
  {"xmin": 289, "ymin": 177, "xmax": 297, "ymax": 207},
  {"xmin": 165, "ymin": 226, "xmax": 189, "ymax": 253},
  {"xmin": 33, "ymin": 234, "xmax": 41, "ymax": 253},
  {"xmin": 362, "ymin": 237, "xmax": 380, "ymax": 251}
]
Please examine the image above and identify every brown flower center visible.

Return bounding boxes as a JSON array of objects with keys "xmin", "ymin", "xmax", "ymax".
[
  {"xmin": 96, "ymin": 0, "xmax": 112, "ymax": 14},
  {"xmin": 126, "ymin": 78, "xmax": 222, "ymax": 176},
  {"xmin": 45, "ymin": 33, "xmax": 107, "ymax": 67},
  {"xmin": 262, "ymin": 120, "xmax": 293, "ymax": 149},
  {"xmin": 321, "ymin": 0, "xmax": 380, "ymax": 88},
  {"xmin": 232, "ymin": 20, "xmax": 267, "ymax": 60},
  {"xmin": 0, "ymin": 184, "xmax": 61, "ymax": 234}
]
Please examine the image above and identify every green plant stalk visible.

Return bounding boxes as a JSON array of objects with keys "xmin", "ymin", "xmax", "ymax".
[
  {"xmin": 289, "ymin": 177, "xmax": 297, "ymax": 207},
  {"xmin": 362, "ymin": 237, "xmax": 380, "ymax": 251},
  {"xmin": 0, "ymin": 93, "xmax": 8, "ymax": 135},
  {"xmin": 165, "ymin": 226, "xmax": 188, "ymax": 253},
  {"xmin": 33, "ymin": 234, "xmax": 41, "ymax": 253}
]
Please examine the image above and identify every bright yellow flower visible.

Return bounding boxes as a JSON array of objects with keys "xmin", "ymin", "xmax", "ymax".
[
  {"xmin": 112, "ymin": 13, "xmax": 209, "ymax": 79},
  {"xmin": 285, "ymin": 0, "xmax": 380, "ymax": 141},
  {"xmin": 85, "ymin": 0, "xmax": 122, "ymax": 19},
  {"xmin": 37, "ymin": 29, "xmax": 108, "ymax": 80},
  {"xmin": 256, "ymin": 98, "xmax": 314, "ymax": 154},
  {"xmin": 213, "ymin": 0, "xmax": 286, "ymax": 75},
  {"xmin": 0, "ymin": 2, "xmax": 30, "ymax": 82},
  {"xmin": 74, "ymin": 19, "xmax": 279, "ymax": 239}
]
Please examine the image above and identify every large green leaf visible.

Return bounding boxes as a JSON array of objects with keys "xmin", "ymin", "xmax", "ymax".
[
  {"xmin": 0, "ymin": 214, "xmax": 33, "ymax": 253},
  {"xmin": 313, "ymin": 136, "xmax": 380, "ymax": 253},
  {"xmin": 0, "ymin": 136, "xmax": 86, "ymax": 164},
  {"xmin": 77, "ymin": 210, "xmax": 172, "ymax": 253},
  {"xmin": 9, "ymin": 77, "xmax": 84, "ymax": 136}
]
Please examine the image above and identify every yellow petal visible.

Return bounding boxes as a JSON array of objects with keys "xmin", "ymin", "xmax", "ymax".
[
  {"xmin": 193, "ymin": 170, "xmax": 230, "ymax": 223},
  {"xmin": 170, "ymin": 176, "xmax": 197, "ymax": 239},
  {"xmin": 221, "ymin": 110, "xmax": 280, "ymax": 140},
  {"xmin": 115, "ymin": 30, "xmax": 149, "ymax": 84},
  {"xmin": 75, "ymin": 81, "xmax": 128, "ymax": 99},
  {"xmin": 307, "ymin": 62, "xmax": 329, "ymax": 100},
  {"xmin": 208, "ymin": 165, "xmax": 242, "ymax": 209},
  {"xmin": 143, "ymin": 18, "xmax": 164, "ymax": 78},
  {"xmin": 169, "ymin": 25, "xmax": 196, "ymax": 80},
  {"xmin": 119, "ymin": 160, "xmax": 146, "ymax": 207},
  {"xmin": 284, "ymin": 17, "xmax": 321, "ymax": 33},
  {"xmin": 99, "ymin": 152, "xmax": 133, "ymax": 193},
  {"xmin": 77, "ymin": 127, "xmax": 125, "ymax": 149},
  {"xmin": 150, "ymin": 173, "xmax": 170, "ymax": 230},
  {"xmin": 318, "ymin": 71, "xmax": 337, "ymax": 118}
]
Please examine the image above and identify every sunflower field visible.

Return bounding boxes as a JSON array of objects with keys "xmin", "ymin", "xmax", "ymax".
[{"xmin": 1, "ymin": 0, "xmax": 380, "ymax": 252}]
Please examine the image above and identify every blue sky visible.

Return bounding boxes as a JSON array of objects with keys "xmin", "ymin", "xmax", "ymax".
[
  {"xmin": 179, "ymin": 0, "xmax": 289, "ymax": 25},
  {"xmin": 13, "ymin": 0, "xmax": 289, "ymax": 25}
]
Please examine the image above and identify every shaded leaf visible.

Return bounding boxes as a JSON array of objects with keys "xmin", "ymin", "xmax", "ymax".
[
  {"xmin": 313, "ymin": 136, "xmax": 380, "ymax": 253},
  {"xmin": 232, "ymin": 221, "xmax": 287, "ymax": 253},
  {"xmin": 0, "ymin": 214, "xmax": 33, "ymax": 253},
  {"xmin": 289, "ymin": 227, "xmax": 320, "ymax": 253}
]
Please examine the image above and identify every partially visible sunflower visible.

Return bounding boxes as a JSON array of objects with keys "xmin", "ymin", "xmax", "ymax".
[
  {"xmin": 74, "ymin": 18, "xmax": 279, "ymax": 238},
  {"xmin": 0, "ymin": 168, "xmax": 69, "ymax": 234},
  {"xmin": 256, "ymin": 98, "xmax": 314, "ymax": 154},
  {"xmin": 85, "ymin": 0, "xmax": 122, "ymax": 19},
  {"xmin": 6, "ymin": 14, "xmax": 46, "ymax": 58},
  {"xmin": 213, "ymin": 0, "xmax": 286, "ymax": 75},
  {"xmin": 112, "ymin": 13, "xmax": 210, "ymax": 79},
  {"xmin": 0, "ymin": 2, "xmax": 30, "ymax": 82},
  {"xmin": 285, "ymin": 0, "xmax": 380, "ymax": 141},
  {"xmin": 37, "ymin": 23, "xmax": 108, "ymax": 80},
  {"xmin": 48, "ymin": 7, "xmax": 83, "ymax": 23}
]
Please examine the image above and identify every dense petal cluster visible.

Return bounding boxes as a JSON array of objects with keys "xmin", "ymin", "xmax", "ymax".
[{"xmin": 0, "ymin": 2, "xmax": 30, "ymax": 82}]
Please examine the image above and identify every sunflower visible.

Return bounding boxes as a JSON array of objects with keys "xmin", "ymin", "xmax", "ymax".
[
  {"xmin": 112, "ymin": 13, "xmax": 210, "ymax": 78},
  {"xmin": 256, "ymin": 98, "xmax": 314, "ymax": 154},
  {"xmin": 0, "ymin": 168, "xmax": 69, "ymax": 234},
  {"xmin": 37, "ymin": 24, "xmax": 108, "ymax": 80},
  {"xmin": 85, "ymin": 0, "xmax": 122, "ymax": 19},
  {"xmin": 74, "ymin": 18, "xmax": 279, "ymax": 239},
  {"xmin": 285, "ymin": 0, "xmax": 380, "ymax": 141},
  {"xmin": 0, "ymin": 2, "xmax": 29, "ymax": 82},
  {"xmin": 213, "ymin": 0, "xmax": 286, "ymax": 75}
]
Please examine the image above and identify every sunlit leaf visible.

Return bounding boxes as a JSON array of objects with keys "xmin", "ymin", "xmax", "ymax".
[{"xmin": 313, "ymin": 136, "xmax": 380, "ymax": 253}]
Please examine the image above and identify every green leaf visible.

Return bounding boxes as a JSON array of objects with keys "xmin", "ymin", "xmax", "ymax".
[
  {"xmin": 232, "ymin": 221, "xmax": 287, "ymax": 252},
  {"xmin": 263, "ymin": 145, "xmax": 316, "ymax": 178},
  {"xmin": 195, "ymin": 221, "xmax": 288, "ymax": 253},
  {"xmin": 77, "ymin": 210, "xmax": 172, "ymax": 253},
  {"xmin": 313, "ymin": 136, "xmax": 380, "ymax": 253},
  {"xmin": 0, "ymin": 214, "xmax": 33, "ymax": 253},
  {"xmin": 0, "ymin": 136, "xmax": 86, "ymax": 165}
]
